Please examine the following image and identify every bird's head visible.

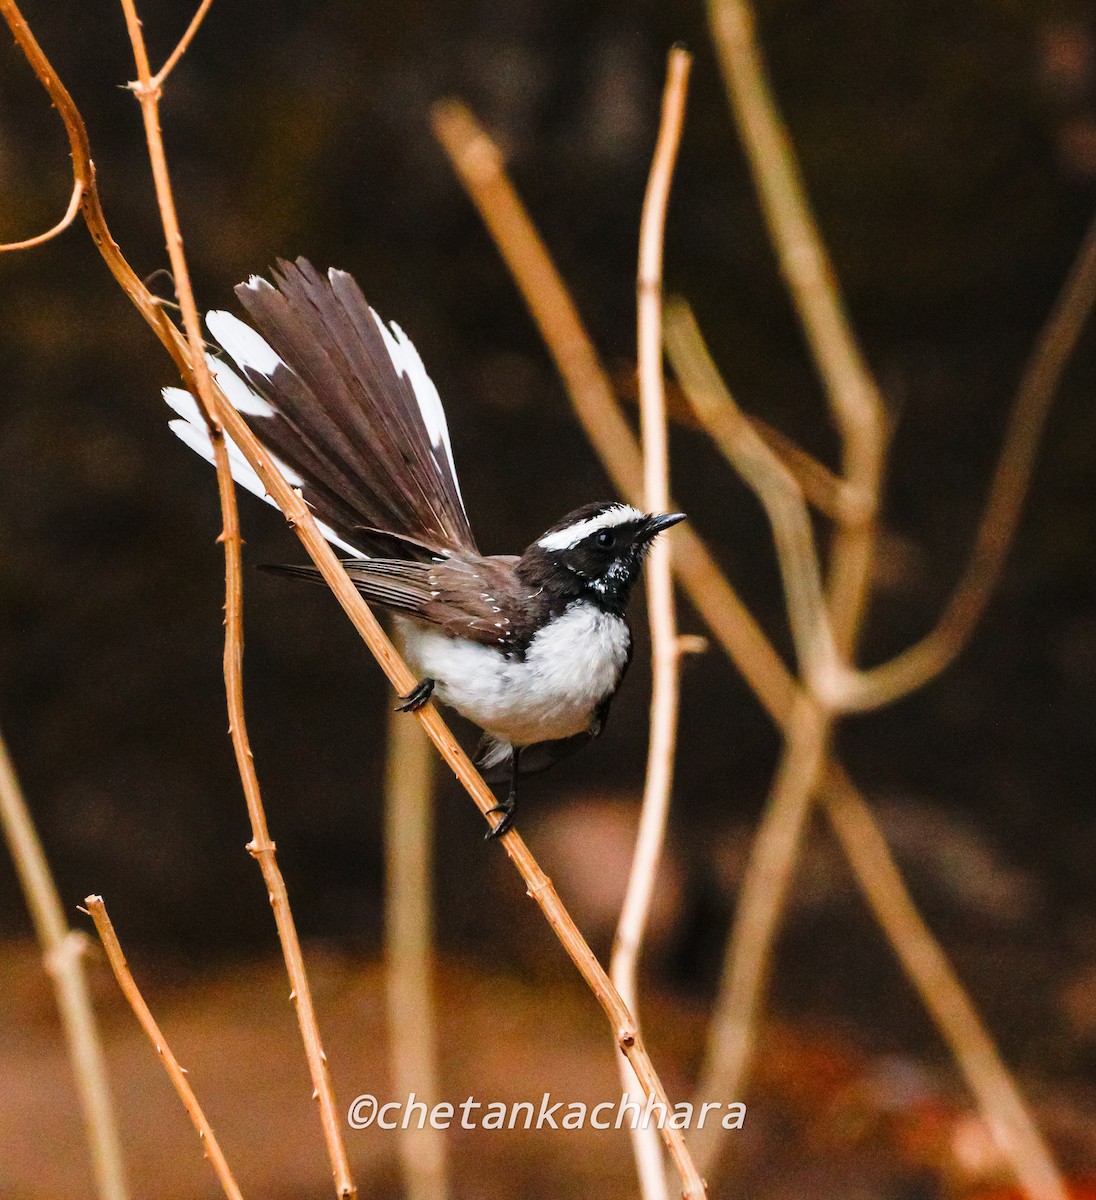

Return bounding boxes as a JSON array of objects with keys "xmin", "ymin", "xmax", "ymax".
[{"xmin": 519, "ymin": 502, "xmax": 686, "ymax": 614}]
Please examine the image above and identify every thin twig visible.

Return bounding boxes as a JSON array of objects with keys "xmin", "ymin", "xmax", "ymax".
[
  {"xmin": 151, "ymin": 0, "xmax": 216, "ymax": 88},
  {"xmin": 0, "ymin": 732, "xmax": 128, "ymax": 1200},
  {"xmin": 689, "ymin": 690, "xmax": 826, "ymax": 1176},
  {"xmin": 385, "ymin": 708, "xmax": 448, "ymax": 1200},
  {"xmin": 116, "ymin": 0, "xmax": 356, "ymax": 1190},
  {"xmin": 707, "ymin": 0, "xmax": 886, "ymax": 656},
  {"xmin": 847, "ymin": 205, "xmax": 1096, "ymax": 709},
  {"xmin": 0, "ymin": 12, "xmax": 704, "ymax": 1194},
  {"xmin": 82, "ymin": 896, "xmax": 244, "ymax": 1200},
  {"xmin": 0, "ymin": 176, "xmax": 83, "ymax": 252},
  {"xmin": 665, "ymin": 299, "xmax": 841, "ymax": 699},
  {"xmin": 430, "ymin": 96, "xmax": 1068, "ymax": 1200},
  {"xmin": 665, "ymin": 300, "xmax": 847, "ymax": 1180},
  {"xmin": 610, "ymin": 46, "xmax": 690, "ymax": 1200}
]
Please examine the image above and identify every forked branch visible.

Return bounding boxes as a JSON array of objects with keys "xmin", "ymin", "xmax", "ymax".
[{"xmin": 430, "ymin": 94, "xmax": 1070, "ymax": 1200}]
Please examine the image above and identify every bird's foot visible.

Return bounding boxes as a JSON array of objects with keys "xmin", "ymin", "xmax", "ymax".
[
  {"xmin": 484, "ymin": 799, "xmax": 516, "ymax": 840},
  {"xmin": 395, "ymin": 677, "xmax": 435, "ymax": 712}
]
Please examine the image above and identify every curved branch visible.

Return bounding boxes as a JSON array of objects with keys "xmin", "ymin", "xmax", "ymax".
[
  {"xmin": 0, "ymin": 176, "xmax": 83, "ymax": 252},
  {"xmin": 846, "ymin": 206, "xmax": 1096, "ymax": 710},
  {"xmin": 665, "ymin": 299, "xmax": 842, "ymax": 700}
]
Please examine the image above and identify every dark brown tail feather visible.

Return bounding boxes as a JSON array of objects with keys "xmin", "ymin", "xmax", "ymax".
[{"xmin": 218, "ymin": 258, "xmax": 476, "ymax": 557}]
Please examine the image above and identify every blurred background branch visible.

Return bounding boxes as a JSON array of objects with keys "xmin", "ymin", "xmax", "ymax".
[
  {"xmin": 384, "ymin": 707, "xmax": 447, "ymax": 1200},
  {"xmin": 0, "ymin": 730, "xmax": 128, "ymax": 1200}
]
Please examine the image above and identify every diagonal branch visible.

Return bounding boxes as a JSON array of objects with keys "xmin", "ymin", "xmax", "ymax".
[
  {"xmin": 83, "ymin": 897, "xmax": 244, "ymax": 1200},
  {"xmin": 152, "ymin": 0, "xmax": 216, "ymax": 89},
  {"xmin": 610, "ymin": 46, "xmax": 690, "ymax": 1200},
  {"xmin": 0, "ymin": 731, "xmax": 128, "ymax": 1200}
]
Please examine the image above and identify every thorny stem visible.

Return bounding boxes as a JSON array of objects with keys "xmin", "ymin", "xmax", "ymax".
[
  {"xmin": 610, "ymin": 46, "xmax": 691, "ymax": 1200},
  {"xmin": 84, "ymin": 897, "xmax": 244, "ymax": 1200},
  {"xmin": 116, "ymin": 0, "xmax": 356, "ymax": 1191}
]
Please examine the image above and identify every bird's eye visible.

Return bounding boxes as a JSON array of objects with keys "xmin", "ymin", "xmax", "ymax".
[{"xmin": 595, "ymin": 530, "xmax": 615, "ymax": 548}]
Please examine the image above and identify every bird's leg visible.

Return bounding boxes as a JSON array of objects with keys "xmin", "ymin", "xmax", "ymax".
[
  {"xmin": 485, "ymin": 748, "xmax": 520, "ymax": 840},
  {"xmin": 395, "ymin": 677, "xmax": 435, "ymax": 712}
]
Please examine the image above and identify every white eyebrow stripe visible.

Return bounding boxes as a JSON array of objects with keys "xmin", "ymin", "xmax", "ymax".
[{"xmin": 536, "ymin": 504, "xmax": 645, "ymax": 551}]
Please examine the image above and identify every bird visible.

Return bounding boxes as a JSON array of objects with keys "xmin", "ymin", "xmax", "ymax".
[{"xmin": 163, "ymin": 257, "xmax": 684, "ymax": 838}]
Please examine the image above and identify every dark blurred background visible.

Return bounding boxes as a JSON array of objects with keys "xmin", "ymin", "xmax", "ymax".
[{"xmin": 3, "ymin": 1, "xmax": 1096, "ymax": 1196}]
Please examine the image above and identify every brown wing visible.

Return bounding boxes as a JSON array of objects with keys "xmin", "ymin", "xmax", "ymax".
[
  {"xmin": 203, "ymin": 257, "xmax": 475, "ymax": 558},
  {"xmin": 263, "ymin": 553, "xmax": 550, "ymax": 652}
]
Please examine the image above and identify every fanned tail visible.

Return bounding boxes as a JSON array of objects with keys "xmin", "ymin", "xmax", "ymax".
[{"xmin": 164, "ymin": 258, "xmax": 475, "ymax": 561}]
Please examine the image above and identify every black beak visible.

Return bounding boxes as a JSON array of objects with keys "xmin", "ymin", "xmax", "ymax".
[{"xmin": 642, "ymin": 511, "xmax": 686, "ymax": 540}]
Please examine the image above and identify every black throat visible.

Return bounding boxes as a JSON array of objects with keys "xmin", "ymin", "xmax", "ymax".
[{"xmin": 515, "ymin": 544, "xmax": 640, "ymax": 620}]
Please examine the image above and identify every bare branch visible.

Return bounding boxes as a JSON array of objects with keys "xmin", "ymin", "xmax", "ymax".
[
  {"xmin": 83, "ymin": 897, "xmax": 245, "ymax": 1200},
  {"xmin": 0, "ymin": 732, "xmax": 128, "ymax": 1200},
  {"xmin": 687, "ymin": 692, "xmax": 826, "ymax": 1179},
  {"xmin": 610, "ymin": 46, "xmax": 691, "ymax": 1200},
  {"xmin": 117, "ymin": 0, "xmax": 357, "ymax": 1188},
  {"xmin": 665, "ymin": 299, "xmax": 842, "ymax": 700},
  {"xmin": 707, "ymin": 0, "xmax": 886, "ymax": 653},
  {"xmin": 431, "ymin": 92, "xmax": 1067, "ymax": 1200},
  {"xmin": 0, "ymin": 177, "xmax": 83, "ymax": 252},
  {"xmin": 847, "ymin": 206, "xmax": 1096, "ymax": 710},
  {"xmin": 152, "ymin": 0, "xmax": 216, "ymax": 89},
  {"xmin": 820, "ymin": 764, "xmax": 1069, "ymax": 1200},
  {"xmin": 385, "ymin": 710, "xmax": 448, "ymax": 1200}
]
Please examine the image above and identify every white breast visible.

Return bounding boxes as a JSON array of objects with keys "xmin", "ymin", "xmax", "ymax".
[{"xmin": 394, "ymin": 601, "xmax": 631, "ymax": 747}]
